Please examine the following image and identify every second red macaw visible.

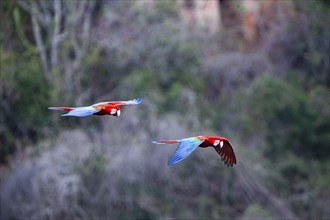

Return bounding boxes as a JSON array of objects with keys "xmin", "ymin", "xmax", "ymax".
[
  {"xmin": 48, "ymin": 98, "xmax": 142, "ymax": 117},
  {"xmin": 152, "ymin": 136, "xmax": 237, "ymax": 166}
]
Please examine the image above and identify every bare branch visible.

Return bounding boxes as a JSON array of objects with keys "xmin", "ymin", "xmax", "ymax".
[
  {"xmin": 50, "ymin": 0, "xmax": 62, "ymax": 69},
  {"xmin": 16, "ymin": 0, "xmax": 49, "ymax": 28},
  {"xmin": 81, "ymin": 1, "xmax": 95, "ymax": 50},
  {"xmin": 31, "ymin": 6, "xmax": 50, "ymax": 82},
  {"xmin": 16, "ymin": 0, "xmax": 31, "ymax": 13}
]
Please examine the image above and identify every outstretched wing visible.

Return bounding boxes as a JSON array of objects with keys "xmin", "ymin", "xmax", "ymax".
[
  {"xmin": 167, "ymin": 137, "xmax": 203, "ymax": 166},
  {"xmin": 214, "ymin": 140, "xmax": 237, "ymax": 166},
  {"xmin": 62, "ymin": 107, "xmax": 98, "ymax": 117},
  {"xmin": 96, "ymin": 97, "xmax": 142, "ymax": 107}
]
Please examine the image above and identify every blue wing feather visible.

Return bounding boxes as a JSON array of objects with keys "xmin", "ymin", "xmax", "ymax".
[
  {"xmin": 62, "ymin": 107, "xmax": 98, "ymax": 117},
  {"xmin": 167, "ymin": 138, "xmax": 202, "ymax": 166},
  {"xmin": 94, "ymin": 98, "xmax": 143, "ymax": 106}
]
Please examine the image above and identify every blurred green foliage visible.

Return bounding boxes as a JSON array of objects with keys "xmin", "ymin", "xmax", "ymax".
[
  {"xmin": 0, "ymin": 0, "xmax": 329, "ymax": 219},
  {"xmin": 1, "ymin": 48, "xmax": 52, "ymax": 163},
  {"xmin": 241, "ymin": 203, "xmax": 272, "ymax": 219},
  {"xmin": 239, "ymin": 75, "xmax": 329, "ymax": 160},
  {"xmin": 77, "ymin": 150, "xmax": 107, "ymax": 194},
  {"xmin": 223, "ymin": 74, "xmax": 329, "ymax": 218}
]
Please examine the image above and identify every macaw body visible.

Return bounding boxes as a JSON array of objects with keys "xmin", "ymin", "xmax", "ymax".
[
  {"xmin": 152, "ymin": 136, "xmax": 237, "ymax": 166},
  {"xmin": 48, "ymin": 98, "xmax": 142, "ymax": 117}
]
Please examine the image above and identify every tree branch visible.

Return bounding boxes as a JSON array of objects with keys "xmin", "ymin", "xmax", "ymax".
[
  {"xmin": 31, "ymin": 5, "xmax": 50, "ymax": 83},
  {"xmin": 51, "ymin": 0, "xmax": 62, "ymax": 69}
]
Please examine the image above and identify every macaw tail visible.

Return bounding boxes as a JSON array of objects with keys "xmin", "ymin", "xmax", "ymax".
[
  {"xmin": 152, "ymin": 140, "xmax": 179, "ymax": 145},
  {"xmin": 48, "ymin": 107, "xmax": 74, "ymax": 111}
]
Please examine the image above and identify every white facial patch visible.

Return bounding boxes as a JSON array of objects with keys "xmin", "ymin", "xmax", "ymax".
[
  {"xmin": 111, "ymin": 108, "xmax": 117, "ymax": 114},
  {"xmin": 220, "ymin": 141, "xmax": 224, "ymax": 148},
  {"xmin": 214, "ymin": 140, "xmax": 220, "ymax": 146}
]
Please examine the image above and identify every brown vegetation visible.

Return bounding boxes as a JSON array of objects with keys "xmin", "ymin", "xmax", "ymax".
[{"xmin": 1, "ymin": 0, "xmax": 329, "ymax": 219}]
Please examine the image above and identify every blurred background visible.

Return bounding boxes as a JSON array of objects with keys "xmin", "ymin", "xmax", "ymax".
[{"xmin": 0, "ymin": 0, "xmax": 329, "ymax": 219}]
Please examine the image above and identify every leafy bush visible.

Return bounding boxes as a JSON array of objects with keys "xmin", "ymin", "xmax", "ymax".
[
  {"xmin": 230, "ymin": 75, "xmax": 329, "ymax": 161},
  {"xmin": 0, "ymin": 48, "xmax": 52, "ymax": 164},
  {"xmin": 226, "ymin": 75, "xmax": 329, "ymax": 218}
]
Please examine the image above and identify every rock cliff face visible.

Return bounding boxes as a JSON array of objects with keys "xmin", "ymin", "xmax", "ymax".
[
  {"xmin": 179, "ymin": 0, "xmax": 220, "ymax": 34},
  {"xmin": 177, "ymin": 0, "xmax": 290, "ymax": 44}
]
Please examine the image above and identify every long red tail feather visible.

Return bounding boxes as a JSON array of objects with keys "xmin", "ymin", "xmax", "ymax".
[
  {"xmin": 48, "ymin": 107, "xmax": 74, "ymax": 111},
  {"xmin": 152, "ymin": 140, "xmax": 179, "ymax": 144}
]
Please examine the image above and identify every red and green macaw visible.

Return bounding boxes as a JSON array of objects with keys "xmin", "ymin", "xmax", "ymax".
[
  {"xmin": 48, "ymin": 98, "xmax": 142, "ymax": 117},
  {"xmin": 152, "ymin": 136, "xmax": 237, "ymax": 166}
]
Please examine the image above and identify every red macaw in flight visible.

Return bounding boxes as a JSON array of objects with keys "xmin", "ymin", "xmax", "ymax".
[
  {"xmin": 48, "ymin": 98, "xmax": 142, "ymax": 117},
  {"xmin": 152, "ymin": 136, "xmax": 237, "ymax": 166}
]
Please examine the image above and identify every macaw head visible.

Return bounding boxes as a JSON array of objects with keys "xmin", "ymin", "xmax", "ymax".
[
  {"xmin": 109, "ymin": 106, "xmax": 121, "ymax": 117},
  {"xmin": 213, "ymin": 139, "xmax": 224, "ymax": 148}
]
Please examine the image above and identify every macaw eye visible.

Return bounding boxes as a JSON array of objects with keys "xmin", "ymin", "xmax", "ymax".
[{"xmin": 214, "ymin": 140, "xmax": 220, "ymax": 146}]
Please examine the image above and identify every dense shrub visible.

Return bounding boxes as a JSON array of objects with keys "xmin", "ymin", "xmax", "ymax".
[
  {"xmin": 248, "ymin": 76, "xmax": 329, "ymax": 160},
  {"xmin": 0, "ymin": 49, "xmax": 52, "ymax": 164},
  {"xmin": 0, "ymin": 1, "xmax": 329, "ymax": 219}
]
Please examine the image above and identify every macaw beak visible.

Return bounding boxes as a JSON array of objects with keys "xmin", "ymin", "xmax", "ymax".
[{"xmin": 116, "ymin": 110, "xmax": 121, "ymax": 118}]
